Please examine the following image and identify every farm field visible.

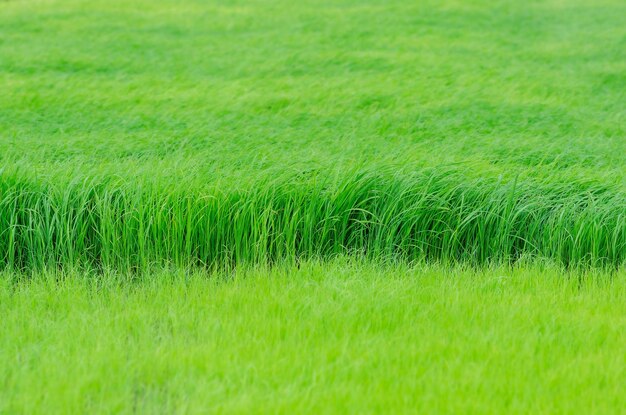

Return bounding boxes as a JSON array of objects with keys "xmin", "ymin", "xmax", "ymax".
[
  {"xmin": 1, "ymin": 0, "xmax": 625, "ymax": 412},
  {"xmin": 3, "ymin": 261, "xmax": 626, "ymax": 414},
  {"xmin": 1, "ymin": 0, "xmax": 626, "ymax": 270},
  {"xmin": 1, "ymin": 0, "xmax": 625, "ymax": 271}
]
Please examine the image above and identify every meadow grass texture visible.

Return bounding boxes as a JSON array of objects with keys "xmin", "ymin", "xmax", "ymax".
[
  {"xmin": 2, "ymin": 1, "xmax": 626, "ymax": 412},
  {"xmin": 2, "ymin": 261, "xmax": 626, "ymax": 414},
  {"xmin": 1, "ymin": 0, "xmax": 625, "ymax": 270}
]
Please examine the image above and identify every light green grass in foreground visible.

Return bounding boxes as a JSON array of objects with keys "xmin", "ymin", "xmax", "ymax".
[{"xmin": 2, "ymin": 261, "xmax": 626, "ymax": 414}]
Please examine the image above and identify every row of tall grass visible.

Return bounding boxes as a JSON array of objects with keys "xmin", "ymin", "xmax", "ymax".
[{"xmin": 0, "ymin": 167, "xmax": 624, "ymax": 272}]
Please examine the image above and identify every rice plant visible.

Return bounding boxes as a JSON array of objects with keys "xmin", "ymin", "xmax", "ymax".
[{"xmin": 1, "ymin": 167, "xmax": 623, "ymax": 272}]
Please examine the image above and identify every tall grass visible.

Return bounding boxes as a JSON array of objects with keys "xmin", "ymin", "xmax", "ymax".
[{"xmin": 1, "ymin": 167, "xmax": 623, "ymax": 272}]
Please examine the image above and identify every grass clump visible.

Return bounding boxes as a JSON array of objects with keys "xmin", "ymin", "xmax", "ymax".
[{"xmin": 1, "ymin": 167, "xmax": 624, "ymax": 271}]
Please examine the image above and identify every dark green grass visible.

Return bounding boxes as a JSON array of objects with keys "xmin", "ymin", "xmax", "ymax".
[{"xmin": 1, "ymin": 167, "xmax": 624, "ymax": 271}]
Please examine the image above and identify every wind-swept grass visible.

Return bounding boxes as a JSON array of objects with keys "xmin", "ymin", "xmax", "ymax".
[
  {"xmin": 1, "ymin": 0, "xmax": 625, "ymax": 412},
  {"xmin": 1, "ymin": 167, "xmax": 624, "ymax": 272},
  {"xmin": 1, "ymin": 0, "xmax": 624, "ymax": 272}
]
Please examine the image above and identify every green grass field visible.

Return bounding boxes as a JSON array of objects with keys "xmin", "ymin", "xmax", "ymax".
[
  {"xmin": 3, "ymin": 261, "xmax": 626, "ymax": 414},
  {"xmin": 1, "ymin": 0, "xmax": 625, "ymax": 412}
]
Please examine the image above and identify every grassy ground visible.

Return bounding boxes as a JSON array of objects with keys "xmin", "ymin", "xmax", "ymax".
[
  {"xmin": 2, "ymin": 261, "xmax": 626, "ymax": 414},
  {"xmin": 1, "ymin": 0, "xmax": 625, "ymax": 269},
  {"xmin": 2, "ymin": 0, "xmax": 625, "ymax": 186},
  {"xmin": 1, "ymin": 0, "xmax": 625, "ymax": 412}
]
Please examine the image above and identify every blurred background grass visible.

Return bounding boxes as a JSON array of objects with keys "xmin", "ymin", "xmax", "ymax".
[{"xmin": 1, "ymin": 0, "xmax": 624, "ymax": 188}]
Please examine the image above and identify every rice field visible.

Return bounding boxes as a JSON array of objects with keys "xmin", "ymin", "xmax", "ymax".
[
  {"xmin": 3, "ymin": 261, "xmax": 626, "ymax": 414},
  {"xmin": 1, "ymin": 0, "xmax": 625, "ymax": 412}
]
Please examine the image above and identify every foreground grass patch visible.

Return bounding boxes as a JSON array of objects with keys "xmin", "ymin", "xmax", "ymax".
[{"xmin": 2, "ymin": 261, "xmax": 625, "ymax": 414}]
